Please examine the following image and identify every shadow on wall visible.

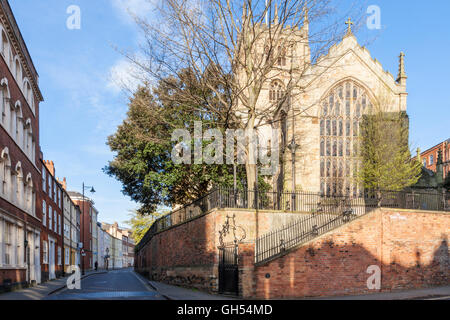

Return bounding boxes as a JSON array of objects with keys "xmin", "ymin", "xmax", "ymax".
[
  {"xmin": 255, "ymin": 236, "xmax": 449, "ymax": 299},
  {"xmin": 135, "ymin": 212, "xmax": 217, "ymax": 292}
]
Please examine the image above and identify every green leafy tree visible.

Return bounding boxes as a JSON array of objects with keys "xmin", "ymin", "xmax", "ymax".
[
  {"xmin": 357, "ymin": 92, "xmax": 422, "ymax": 205},
  {"xmin": 124, "ymin": 210, "xmax": 164, "ymax": 243},
  {"xmin": 104, "ymin": 69, "xmax": 256, "ymax": 214}
]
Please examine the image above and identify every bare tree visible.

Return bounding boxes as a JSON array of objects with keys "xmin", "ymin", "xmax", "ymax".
[{"xmin": 122, "ymin": 0, "xmax": 364, "ymax": 190}]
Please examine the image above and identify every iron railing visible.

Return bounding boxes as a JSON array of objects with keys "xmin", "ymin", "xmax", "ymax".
[
  {"xmin": 255, "ymin": 200, "xmax": 373, "ymax": 265},
  {"xmin": 136, "ymin": 187, "xmax": 449, "ymax": 252}
]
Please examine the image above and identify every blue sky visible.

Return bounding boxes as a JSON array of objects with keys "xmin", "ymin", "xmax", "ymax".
[{"xmin": 8, "ymin": 0, "xmax": 450, "ymax": 225}]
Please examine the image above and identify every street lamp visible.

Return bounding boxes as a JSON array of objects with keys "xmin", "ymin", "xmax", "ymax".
[
  {"xmin": 24, "ymin": 237, "xmax": 30, "ymax": 285},
  {"xmin": 287, "ymin": 137, "xmax": 298, "ymax": 211},
  {"xmin": 81, "ymin": 182, "xmax": 95, "ymax": 275},
  {"xmin": 105, "ymin": 247, "xmax": 110, "ymax": 271}
]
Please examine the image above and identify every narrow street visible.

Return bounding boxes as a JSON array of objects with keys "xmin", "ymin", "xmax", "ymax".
[{"xmin": 46, "ymin": 268, "xmax": 165, "ymax": 300}]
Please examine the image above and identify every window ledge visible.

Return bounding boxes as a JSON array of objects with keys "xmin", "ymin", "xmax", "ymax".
[{"xmin": 0, "ymin": 266, "xmax": 27, "ymax": 270}]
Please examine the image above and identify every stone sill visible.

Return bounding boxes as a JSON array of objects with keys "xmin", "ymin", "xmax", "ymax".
[{"xmin": 0, "ymin": 266, "xmax": 27, "ymax": 270}]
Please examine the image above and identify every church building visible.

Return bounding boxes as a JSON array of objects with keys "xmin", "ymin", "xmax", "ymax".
[{"xmin": 248, "ymin": 9, "xmax": 408, "ymax": 197}]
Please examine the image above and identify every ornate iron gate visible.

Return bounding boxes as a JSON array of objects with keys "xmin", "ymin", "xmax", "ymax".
[{"xmin": 218, "ymin": 245, "xmax": 239, "ymax": 295}]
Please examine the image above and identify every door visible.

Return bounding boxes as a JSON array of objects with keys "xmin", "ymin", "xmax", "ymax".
[
  {"xmin": 49, "ymin": 239, "xmax": 55, "ymax": 280},
  {"xmin": 218, "ymin": 245, "xmax": 239, "ymax": 296},
  {"xmin": 27, "ymin": 233, "xmax": 35, "ymax": 283},
  {"xmin": 34, "ymin": 233, "xmax": 41, "ymax": 284}
]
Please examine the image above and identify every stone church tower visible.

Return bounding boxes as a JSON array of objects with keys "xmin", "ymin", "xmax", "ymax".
[{"xmin": 251, "ymin": 12, "xmax": 408, "ymax": 196}]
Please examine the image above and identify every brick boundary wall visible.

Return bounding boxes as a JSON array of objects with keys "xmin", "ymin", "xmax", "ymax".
[
  {"xmin": 250, "ymin": 208, "xmax": 450, "ymax": 299},
  {"xmin": 135, "ymin": 208, "xmax": 450, "ymax": 298}
]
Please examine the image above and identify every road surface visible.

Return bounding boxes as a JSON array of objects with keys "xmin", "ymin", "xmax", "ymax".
[{"xmin": 46, "ymin": 268, "xmax": 165, "ymax": 300}]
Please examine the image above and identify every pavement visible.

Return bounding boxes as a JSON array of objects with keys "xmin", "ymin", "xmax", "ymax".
[
  {"xmin": 0, "ymin": 269, "xmax": 108, "ymax": 300},
  {"xmin": 1, "ymin": 267, "xmax": 446, "ymax": 300},
  {"xmin": 305, "ymin": 285, "xmax": 450, "ymax": 300},
  {"xmin": 148, "ymin": 280, "xmax": 235, "ymax": 300},
  {"xmin": 0, "ymin": 267, "xmax": 229, "ymax": 300}
]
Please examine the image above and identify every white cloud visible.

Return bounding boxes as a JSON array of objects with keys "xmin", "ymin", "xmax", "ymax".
[
  {"xmin": 107, "ymin": 58, "xmax": 144, "ymax": 93},
  {"xmin": 112, "ymin": 0, "xmax": 157, "ymax": 23}
]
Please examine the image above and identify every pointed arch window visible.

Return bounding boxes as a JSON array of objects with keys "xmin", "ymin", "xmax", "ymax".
[
  {"xmin": 277, "ymin": 46, "xmax": 286, "ymax": 66},
  {"xmin": 14, "ymin": 162, "xmax": 24, "ymax": 208},
  {"xmin": 1, "ymin": 148, "xmax": 11, "ymax": 200},
  {"xmin": 320, "ymin": 80, "xmax": 373, "ymax": 196},
  {"xmin": 0, "ymin": 79, "xmax": 10, "ymax": 133},
  {"xmin": 269, "ymin": 80, "xmax": 284, "ymax": 102}
]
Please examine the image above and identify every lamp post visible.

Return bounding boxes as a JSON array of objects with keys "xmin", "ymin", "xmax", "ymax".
[
  {"xmin": 24, "ymin": 236, "xmax": 30, "ymax": 285},
  {"xmin": 81, "ymin": 182, "xmax": 95, "ymax": 275},
  {"xmin": 105, "ymin": 247, "xmax": 110, "ymax": 271},
  {"xmin": 287, "ymin": 137, "xmax": 298, "ymax": 211}
]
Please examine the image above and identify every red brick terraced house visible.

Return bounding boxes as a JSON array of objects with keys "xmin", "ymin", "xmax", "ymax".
[
  {"xmin": 40, "ymin": 160, "xmax": 64, "ymax": 281},
  {"xmin": 418, "ymin": 139, "xmax": 450, "ymax": 179},
  {"xmin": 68, "ymin": 191, "xmax": 96, "ymax": 272},
  {"xmin": 0, "ymin": 0, "xmax": 44, "ymax": 291}
]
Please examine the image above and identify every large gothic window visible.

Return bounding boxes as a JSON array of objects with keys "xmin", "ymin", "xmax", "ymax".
[{"xmin": 320, "ymin": 80, "xmax": 373, "ymax": 197}]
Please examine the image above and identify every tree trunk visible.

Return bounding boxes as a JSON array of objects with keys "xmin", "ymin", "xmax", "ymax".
[{"xmin": 377, "ymin": 190, "xmax": 382, "ymax": 207}]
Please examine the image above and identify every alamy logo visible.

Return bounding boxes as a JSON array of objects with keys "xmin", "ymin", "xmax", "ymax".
[
  {"xmin": 66, "ymin": 5, "xmax": 81, "ymax": 30},
  {"xmin": 171, "ymin": 121, "xmax": 280, "ymax": 175},
  {"xmin": 366, "ymin": 265, "xmax": 381, "ymax": 290},
  {"xmin": 66, "ymin": 265, "xmax": 81, "ymax": 290},
  {"xmin": 367, "ymin": 5, "xmax": 381, "ymax": 30}
]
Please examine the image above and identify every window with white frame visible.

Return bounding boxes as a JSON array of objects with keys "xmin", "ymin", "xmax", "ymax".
[
  {"xmin": 2, "ymin": 150, "xmax": 10, "ymax": 201},
  {"xmin": 0, "ymin": 80, "xmax": 10, "ymax": 131},
  {"xmin": 42, "ymin": 241, "xmax": 48, "ymax": 264},
  {"xmin": 16, "ymin": 226, "xmax": 23, "ymax": 266},
  {"xmin": 42, "ymin": 169, "xmax": 46, "ymax": 192},
  {"xmin": 53, "ymin": 210, "xmax": 57, "ymax": 233},
  {"xmin": 4, "ymin": 222, "xmax": 12, "ymax": 265},
  {"xmin": 65, "ymin": 247, "xmax": 69, "ymax": 265},
  {"xmin": 25, "ymin": 174, "xmax": 33, "ymax": 215},
  {"xmin": 64, "ymin": 223, "xmax": 69, "ymax": 238},
  {"xmin": 430, "ymin": 155, "xmax": 434, "ymax": 165},
  {"xmin": 14, "ymin": 57, "xmax": 21, "ymax": 82},
  {"xmin": 57, "ymin": 246, "xmax": 61, "ymax": 266},
  {"xmin": 42, "ymin": 200, "xmax": 46, "ymax": 226},
  {"xmin": 48, "ymin": 205, "xmax": 52, "ymax": 230},
  {"xmin": 48, "ymin": 175, "xmax": 51, "ymax": 199}
]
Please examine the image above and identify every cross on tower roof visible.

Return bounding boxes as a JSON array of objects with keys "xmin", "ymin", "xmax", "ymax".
[{"xmin": 345, "ymin": 18, "xmax": 354, "ymax": 33}]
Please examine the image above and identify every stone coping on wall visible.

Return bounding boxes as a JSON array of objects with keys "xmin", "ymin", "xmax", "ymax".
[
  {"xmin": 253, "ymin": 207, "xmax": 450, "ymax": 267},
  {"xmin": 380, "ymin": 207, "xmax": 450, "ymax": 215},
  {"xmin": 137, "ymin": 206, "xmax": 449, "ymax": 252}
]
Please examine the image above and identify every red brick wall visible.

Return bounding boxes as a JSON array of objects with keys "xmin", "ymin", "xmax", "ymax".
[
  {"xmin": 137, "ymin": 212, "xmax": 218, "ymax": 291},
  {"xmin": 135, "ymin": 209, "xmax": 350, "ymax": 293},
  {"xmin": 136, "ymin": 208, "xmax": 449, "ymax": 299},
  {"xmin": 251, "ymin": 209, "xmax": 450, "ymax": 299},
  {"xmin": 72, "ymin": 199, "xmax": 93, "ymax": 271},
  {"xmin": 0, "ymin": 22, "xmax": 42, "ymax": 288},
  {"xmin": 419, "ymin": 141, "xmax": 450, "ymax": 178}
]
